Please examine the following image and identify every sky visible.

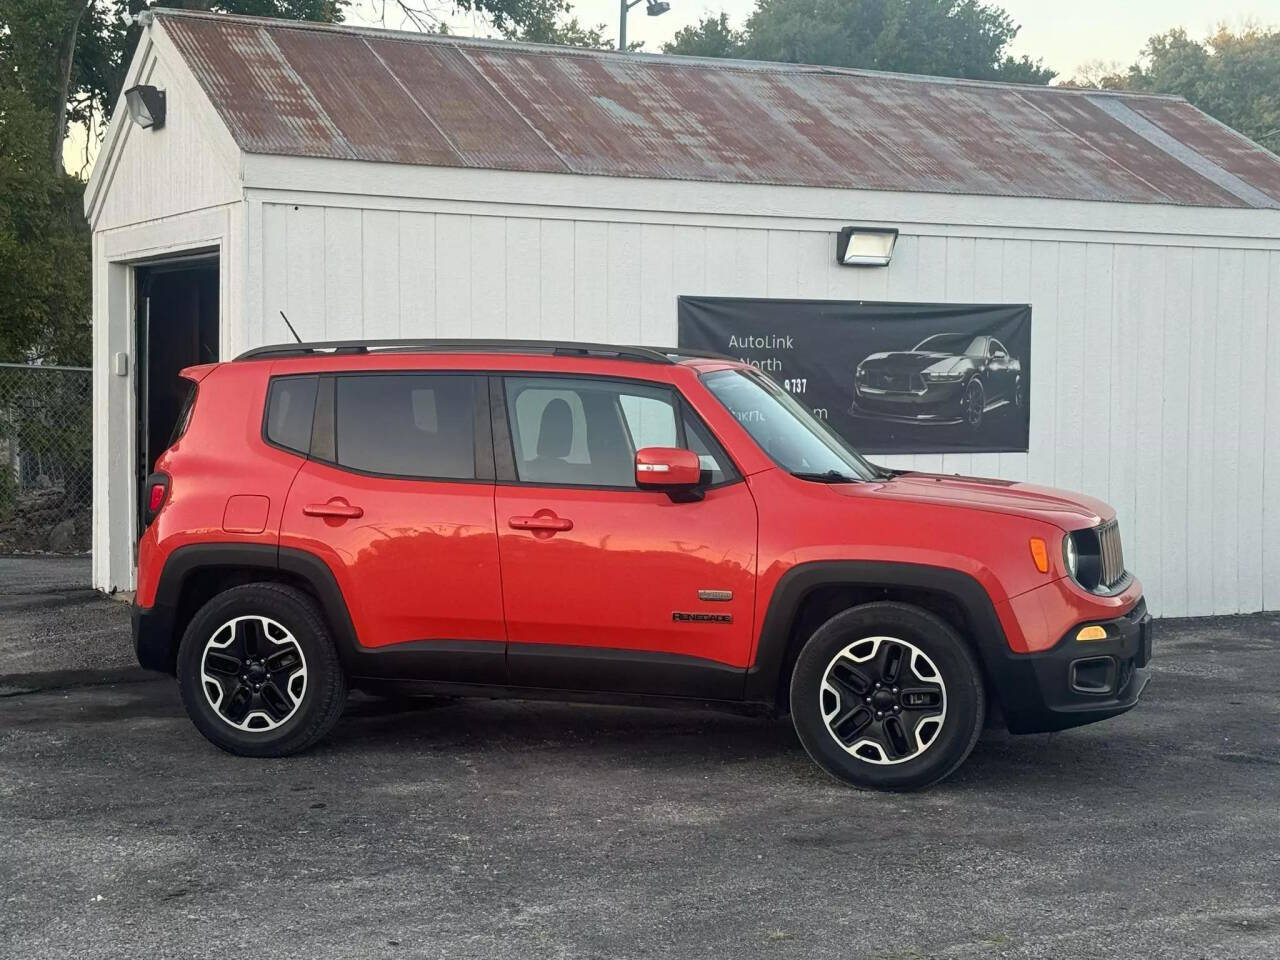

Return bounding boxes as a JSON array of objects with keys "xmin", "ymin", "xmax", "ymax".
[{"xmin": 349, "ymin": 0, "xmax": 1272, "ymax": 79}]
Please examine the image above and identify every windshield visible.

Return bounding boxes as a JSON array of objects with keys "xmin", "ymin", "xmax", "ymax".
[
  {"xmin": 913, "ymin": 334, "xmax": 984, "ymax": 356},
  {"xmin": 702, "ymin": 369, "xmax": 880, "ymax": 481}
]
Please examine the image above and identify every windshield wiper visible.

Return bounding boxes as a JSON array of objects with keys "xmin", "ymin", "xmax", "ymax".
[{"xmin": 791, "ymin": 470, "xmax": 860, "ymax": 483}]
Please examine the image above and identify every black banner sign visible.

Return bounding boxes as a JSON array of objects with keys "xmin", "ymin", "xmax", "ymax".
[{"xmin": 678, "ymin": 297, "xmax": 1031, "ymax": 455}]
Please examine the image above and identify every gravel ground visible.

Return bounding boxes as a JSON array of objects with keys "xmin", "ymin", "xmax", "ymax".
[
  {"xmin": 1, "ymin": 560, "xmax": 1278, "ymax": 959},
  {"xmin": 0, "ymin": 556, "xmax": 137, "ymax": 689}
]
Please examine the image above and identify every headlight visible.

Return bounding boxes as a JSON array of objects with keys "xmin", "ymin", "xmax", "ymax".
[
  {"xmin": 1064, "ymin": 534, "xmax": 1078, "ymax": 578},
  {"xmin": 922, "ymin": 371, "xmax": 964, "ymax": 382},
  {"xmin": 855, "ymin": 367, "xmax": 866, "ymax": 379}
]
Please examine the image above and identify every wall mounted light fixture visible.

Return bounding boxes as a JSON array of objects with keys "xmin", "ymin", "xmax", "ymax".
[
  {"xmin": 124, "ymin": 85, "xmax": 166, "ymax": 130},
  {"xmin": 836, "ymin": 226, "xmax": 898, "ymax": 266}
]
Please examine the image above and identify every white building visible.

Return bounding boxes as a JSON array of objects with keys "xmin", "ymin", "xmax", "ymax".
[{"xmin": 87, "ymin": 9, "xmax": 1280, "ymax": 617}]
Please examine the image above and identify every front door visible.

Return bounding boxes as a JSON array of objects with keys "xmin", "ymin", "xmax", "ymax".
[{"xmin": 493, "ymin": 375, "xmax": 758, "ymax": 700}]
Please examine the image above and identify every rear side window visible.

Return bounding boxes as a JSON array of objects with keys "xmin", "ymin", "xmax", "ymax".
[
  {"xmin": 334, "ymin": 374, "xmax": 476, "ymax": 479},
  {"xmin": 265, "ymin": 375, "xmax": 318, "ymax": 456}
]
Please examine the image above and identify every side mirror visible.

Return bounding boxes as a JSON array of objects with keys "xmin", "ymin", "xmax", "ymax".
[{"xmin": 636, "ymin": 447, "xmax": 703, "ymax": 500}]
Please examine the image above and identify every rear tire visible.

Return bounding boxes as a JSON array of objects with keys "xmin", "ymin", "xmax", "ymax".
[
  {"xmin": 177, "ymin": 583, "xmax": 347, "ymax": 757},
  {"xmin": 789, "ymin": 602, "xmax": 984, "ymax": 791}
]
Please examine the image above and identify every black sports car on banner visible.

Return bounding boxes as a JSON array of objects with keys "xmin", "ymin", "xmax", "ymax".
[
  {"xmin": 851, "ymin": 333, "xmax": 1023, "ymax": 429},
  {"xmin": 677, "ymin": 297, "xmax": 1031, "ymax": 454}
]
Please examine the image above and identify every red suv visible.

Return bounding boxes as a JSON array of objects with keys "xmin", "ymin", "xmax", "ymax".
[{"xmin": 133, "ymin": 340, "xmax": 1152, "ymax": 790}]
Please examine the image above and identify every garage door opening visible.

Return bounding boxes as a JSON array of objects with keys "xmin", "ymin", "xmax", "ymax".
[{"xmin": 135, "ymin": 256, "xmax": 218, "ymax": 534}]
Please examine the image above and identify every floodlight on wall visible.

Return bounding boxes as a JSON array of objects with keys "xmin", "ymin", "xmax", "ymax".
[
  {"xmin": 836, "ymin": 226, "xmax": 898, "ymax": 266},
  {"xmin": 124, "ymin": 85, "xmax": 166, "ymax": 130}
]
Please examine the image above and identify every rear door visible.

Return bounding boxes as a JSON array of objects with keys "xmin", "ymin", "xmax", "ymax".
[
  {"xmin": 279, "ymin": 370, "xmax": 506, "ymax": 683},
  {"xmin": 492, "ymin": 374, "xmax": 758, "ymax": 699}
]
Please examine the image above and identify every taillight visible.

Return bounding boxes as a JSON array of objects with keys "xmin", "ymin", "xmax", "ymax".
[{"xmin": 145, "ymin": 473, "xmax": 170, "ymax": 526}]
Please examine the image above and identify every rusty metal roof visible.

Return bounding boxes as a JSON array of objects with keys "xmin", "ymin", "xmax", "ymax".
[{"xmin": 157, "ymin": 9, "xmax": 1280, "ymax": 209}]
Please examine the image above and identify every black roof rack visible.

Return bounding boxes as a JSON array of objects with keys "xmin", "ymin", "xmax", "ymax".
[{"xmin": 234, "ymin": 338, "xmax": 732, "ymax": 364}]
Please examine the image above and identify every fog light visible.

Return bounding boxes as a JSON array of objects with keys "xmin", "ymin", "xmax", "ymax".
[{"xmin": 1076, "ymin": 625, "xmax": 1108, "ymax": 643}]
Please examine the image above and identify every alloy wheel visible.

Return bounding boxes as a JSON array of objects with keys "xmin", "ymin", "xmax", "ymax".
[
  {"xmin": 964, "ymin": 380, "xmax": 984, "ymax": 427},
  {"xmin": 819, "ymin": 635, "xmax": 947, "ymax": 764},
  {"xmin": 200, "ymin": 615, "xmax": 308, "ymax": 732}
]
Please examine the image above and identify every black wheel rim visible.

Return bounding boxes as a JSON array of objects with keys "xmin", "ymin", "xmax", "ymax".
[
  {"xmin": 200, "ymin": 616, "xmax": 307, "ymax": 732},
  {"xmin": 965, "ymin": 381, "xmax": 983, "ymax": 426},
  {"xmin": 820, "ymin": 636, "xmax": 947, "ymax": 765}
]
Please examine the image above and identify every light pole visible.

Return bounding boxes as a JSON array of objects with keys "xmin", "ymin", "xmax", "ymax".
[{"xmin": 619, "ymin": 0, "xmax": 670, "ymax": 52}]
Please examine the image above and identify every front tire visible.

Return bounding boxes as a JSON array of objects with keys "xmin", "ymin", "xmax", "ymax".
[
  {"xmin": 963, "ymin": 379, "xmax": 985, "ymax": 428},
  {"xmin": 789, "ymin": 602, "xmax": 984, "ymax": 791},
  {"xmin": 177, "ymin": 583, "xmax": 347, "ymax": 757}
]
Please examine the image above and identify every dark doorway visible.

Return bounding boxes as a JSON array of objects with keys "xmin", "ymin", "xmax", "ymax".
[{"xmin": 135, "ymin": 256, "xmax": 219, "ymax": 533}]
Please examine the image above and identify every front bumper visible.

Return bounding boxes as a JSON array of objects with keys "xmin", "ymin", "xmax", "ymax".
[
  {"xmin": 849, "ymin": 379, "xmax": 968, "ymax": 424},
  {"xmin": 132, "ymin": 601, "xmax": 178, "ymax": 674},
  {"xmin": 990, "ymin": 597, "xmax": 1153, "ymax": 734}
]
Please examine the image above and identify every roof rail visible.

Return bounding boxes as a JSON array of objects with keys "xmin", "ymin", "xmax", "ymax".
[{"xmin": 234, "ymin": 339, "xmax": 683, "ymax": 364}]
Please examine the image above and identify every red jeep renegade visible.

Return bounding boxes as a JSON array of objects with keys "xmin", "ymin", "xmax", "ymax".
[{"xmin": 133, "ymin": 339, "xmax": 1152, "ymax": 790}]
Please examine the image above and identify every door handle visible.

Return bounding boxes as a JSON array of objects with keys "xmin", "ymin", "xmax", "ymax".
[
  {"xmin": 509, "ymin": 514, "xmax": 573, "ymax": 532},
  {"xmin": 303, "ymin": 500, "xmax": 364, "ymax": 520}
]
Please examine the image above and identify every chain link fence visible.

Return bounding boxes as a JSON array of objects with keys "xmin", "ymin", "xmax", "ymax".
[{"xmin": 0, "ymin": 363, "xmax": 92, "ymax": 555}]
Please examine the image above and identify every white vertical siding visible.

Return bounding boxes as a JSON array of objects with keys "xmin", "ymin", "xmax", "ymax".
[
  {"xmin": 1264, "ymin": 253, "xmax": 1280, "ymax": 612},
  {"xmin": 1159, "ymin": 248, "xmax": 1193, "ymax": 617},
  {"xmin": 247, "ymin": 200, "xmax": 1280, "ymax": 617}
]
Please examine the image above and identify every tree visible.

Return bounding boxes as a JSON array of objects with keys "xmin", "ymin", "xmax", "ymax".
[
  {"xmin": 664, "ymin": 0, "xmax": 1053, "ymax": 84},
  {"xmin": 1076, "ymin": 26, "xmax": 1280, "ymax": 154},
  {"xmin": 498, "ymin": 0, "xmax": 644, "ymax": 50},
  {"xmin": 666, "ymin": 12, "xmax": 743, "ymax": 59},
  {"xmin": 0, "ymin": 81, "xmax": 91, "ymax": 363}
]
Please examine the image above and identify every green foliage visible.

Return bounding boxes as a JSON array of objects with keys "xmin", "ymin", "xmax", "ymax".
[
  {"xmin": 500, "ymin": 0, "xmax": 647, "ymax": 49},
  {"xmin": 0, "ymin": 81, "xmax": 91, "ymax": 363},
  {"xmin": 1084, "ymin": 26, "xmax": 1280, "ymax": 154},
  {"xmin": 664, "ymin": 0, "xmax": 1053, "ymax": 84},
  {"xmin": 666, "ymin": 12, "xmax": 743, "ymax": 59}
]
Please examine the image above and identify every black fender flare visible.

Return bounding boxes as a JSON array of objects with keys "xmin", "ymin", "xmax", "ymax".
[
  {"xmin": 143, "ymin": 543, "xmax": 362, "ymax": 672},
  {"xmin": 743, "ymin": 560, "xmax": 1032, "ymax": 718}
]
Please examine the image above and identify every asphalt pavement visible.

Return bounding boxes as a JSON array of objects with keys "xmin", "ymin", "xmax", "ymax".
[{"xmin": 1, "ymin": 557, "xmax": 1278, "ymax": 959}]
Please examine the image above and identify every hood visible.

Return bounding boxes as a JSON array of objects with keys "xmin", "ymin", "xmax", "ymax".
[
  {"xmin": 857, "ymin": 352, "xmax": 970, "ymax": 374},
  {"xmin": 829, "ymin": 472, "xmax": 1111, "ymax": 531}
]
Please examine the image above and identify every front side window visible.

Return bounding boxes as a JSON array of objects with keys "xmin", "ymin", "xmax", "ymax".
[
  {"xmin": 505, "ymin": 377, "xmax": 732, "ymax": 488},
  {"xmin": 702, "ymin": 368, "xmax": 878, "ymax": 482},
  {"xmin": 334, "ymin": 374, "xmax": 476, "ymax": 479}
]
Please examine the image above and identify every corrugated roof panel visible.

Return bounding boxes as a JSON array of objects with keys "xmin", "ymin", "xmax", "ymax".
[
  {"xmin": 467, "ymin": 50, "xmax": 688, "ymax": 179},
  {"xmin": 367, "ymin": 40, "xmax": 568, "ymax": 173},
  {"xmin": 790, "ymin": 73, "xmax": 1172, "ymax": 201},
  {"xmin": 164, "ymin": 17, "xmax": 354, "ymax": 160},
  {"xmin": 1015, "ymin": 89, "xmax": 1245, "ymax": 207},
  {"xmin": 154, "ymin": 10, "xmax": 1280, "ymax": 210},
  {"xmin": 1127, "ymin": 98, "xmax": 1280, "ymax": 204},
  {"xmin": 269, "ymin": 28, "xmax": 462, "ymax": 166}
]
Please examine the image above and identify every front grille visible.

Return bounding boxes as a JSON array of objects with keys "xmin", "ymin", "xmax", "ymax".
[
  {"xmin": 1097, "ymin": 519, "xmax": 1126, "ymax": 589},
  {"xmin": 870, "ymin": 372, "xmax": 924, "ymax": 392}
]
